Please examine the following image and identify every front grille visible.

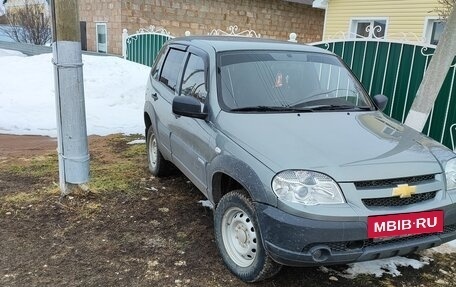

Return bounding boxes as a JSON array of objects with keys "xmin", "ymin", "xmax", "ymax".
[
  {"xmin": 362, "ymin": 191, "xmax": 438, "ymax": 207},
  {"xmin": 354, "ymin": 174, "xmax": 436, "ymax": 189},
  {"xmin": 302, "ymin": 224, "xmax": 456, "ymax": 253}
]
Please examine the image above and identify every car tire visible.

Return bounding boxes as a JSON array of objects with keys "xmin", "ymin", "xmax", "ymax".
[
  {"xmin": 214, "ymin": 190, "xmax": 282, "ymax": 282},
  {"xmin": 146, "ymin": 125, "xmax": 170, "ymax": 177}
]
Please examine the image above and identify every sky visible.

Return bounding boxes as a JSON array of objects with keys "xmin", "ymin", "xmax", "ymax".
[{"xmin": 1, "ymin": 48, "xmax": 456, "ymax": 278}]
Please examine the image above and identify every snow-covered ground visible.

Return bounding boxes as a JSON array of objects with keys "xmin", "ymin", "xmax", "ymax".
[
  {"xmin": 2, "ymin": 48, "xmax": 456, "ymax": 279},
  {"xmin": 0, "ymin": 48, "xmax": 150, "ymax": 137}
]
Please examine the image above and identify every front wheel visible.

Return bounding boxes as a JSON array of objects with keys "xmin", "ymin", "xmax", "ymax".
[{"xmin": 214, "ymin": 190, "xmax": 282, "ymax": 282}]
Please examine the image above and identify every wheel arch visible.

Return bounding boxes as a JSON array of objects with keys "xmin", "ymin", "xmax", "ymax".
[
  {"xmin": 144, "ymin": 112, "xmax": 152, "ymax": 134},
  {"xmin": 211, "ymin": 172, "xmax": 245, "ymax": 204},
  {"xmin": 144, "ymin": 101, "xmax": 157, "ymax": 135},
  {"xmin": 209, "ymin": 155, "xmax": 277, "ymax": 207}
]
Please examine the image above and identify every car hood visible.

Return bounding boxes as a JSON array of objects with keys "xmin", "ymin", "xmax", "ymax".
[{"xmin": 216, "ymin": 111, "xmax": 445, "ymax": 182}]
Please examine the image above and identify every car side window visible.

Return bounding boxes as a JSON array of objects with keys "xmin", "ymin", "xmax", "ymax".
[
  {"xmin": 180, "ymin": 54, "xmax": 207, "ymax": 103},
  {"xmin": 160, "ymin": 48, "xmax": 186, "ymax": 91}
]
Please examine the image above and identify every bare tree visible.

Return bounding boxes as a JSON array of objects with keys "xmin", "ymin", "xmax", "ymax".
[
  {"xmin": 0, "ymin": 0, "xmax": 51, "ymax": 45},
  {"xmin": 434, "ymin": 0, "xmax": 455, "ymax": 20},
  {"xmin": 405, "ymin": 5, "xmax": 456, "ymax": 131}
]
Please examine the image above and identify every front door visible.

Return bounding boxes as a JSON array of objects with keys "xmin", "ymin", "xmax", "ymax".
[{"xmin": 170, "ymin": 52, "xmax": 215, "ymax": 193}]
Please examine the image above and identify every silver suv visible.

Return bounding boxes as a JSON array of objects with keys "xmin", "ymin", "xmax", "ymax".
[{"xmin": 144, "ymin": 36, "xmax": 456, "ymax": 282}]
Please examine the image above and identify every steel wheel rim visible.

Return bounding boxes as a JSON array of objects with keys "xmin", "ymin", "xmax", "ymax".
[
  {"xmin": 149, "ymin": 134, "xmax": 158, "ymax": 169},
  {"xmin": 221, "ymin": 206, "xmax": 258, "ymax": 267}
]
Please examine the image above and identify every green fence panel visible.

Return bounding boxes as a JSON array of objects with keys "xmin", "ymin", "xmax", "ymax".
[
  {"xmin": 126, "ymin": 33, "xmax": 172, "ymax": 67},
  {"xmin": 368, "ymin": 42, "xmax": 389, "ymax": 96},
  {"xmin": 314, "ymin": 39, "xmax": 456, "ymax": 150},
  {"xmin": 428, "ymin": 66, "xmax": 456, "ymax": 147}
]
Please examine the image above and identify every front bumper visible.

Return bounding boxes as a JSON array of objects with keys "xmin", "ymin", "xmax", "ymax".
[{"xmin": 255, "ymin": 203, "xmax": 456, "ymax": 267}]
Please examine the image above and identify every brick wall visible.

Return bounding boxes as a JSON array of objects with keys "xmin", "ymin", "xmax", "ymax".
[
  {"xmin": 79, "ymin": 0, "xmax": 324, "ymax": 55},
  {"xmin": 79, "ymin": 0, "xmax": 122, "ymax": 53}
]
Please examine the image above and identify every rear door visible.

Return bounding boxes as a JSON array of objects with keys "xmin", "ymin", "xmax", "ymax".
[{"xmin": 151, "ymin": 45, "xmax": 187, "ymax": 159}]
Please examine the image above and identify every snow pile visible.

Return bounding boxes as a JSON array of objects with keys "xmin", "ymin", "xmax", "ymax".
[
  {"xmin": 0, "ymin": 49, "xmax": 150, "ymax": 137},
  {"xmin": 0, "ymin": 49, "xmax": 26, "ymax": 57}
]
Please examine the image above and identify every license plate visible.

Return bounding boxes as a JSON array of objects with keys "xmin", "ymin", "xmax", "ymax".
[{"xmin": 367, "ymin": 210, "xmax": 444, "ymax": 239}]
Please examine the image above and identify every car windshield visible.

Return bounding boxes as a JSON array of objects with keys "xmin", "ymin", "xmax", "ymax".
[{"xmin": 218, "ymin": 50, "xmax": 374, "ymax": 112}]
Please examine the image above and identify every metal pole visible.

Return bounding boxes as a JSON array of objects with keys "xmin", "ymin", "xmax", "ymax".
[
  {"xmin": 50, "ymin": 0, "xmax": 89, "ymax": 195},
  {"xmin": 404, "ymin": 7, "xmax": 456, "ymax": 132}
]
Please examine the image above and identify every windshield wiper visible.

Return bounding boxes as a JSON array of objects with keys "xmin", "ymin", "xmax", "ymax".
[
  {"xmin": 230, "ymin": 106, "xmax": 315, "ymax": 112},
  {"xmin": 304, "ymin": 104, "xmax": 372, "ymax": 111},
  {"xmin": 230, "ymin": 105, "xmax": 372, "ymax": 112}
]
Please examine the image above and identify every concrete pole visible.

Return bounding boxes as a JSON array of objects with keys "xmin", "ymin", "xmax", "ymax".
[
  {"xmin": 404, "ymin": 7, "xmax": 456, "ymax": 132},
  {"xmin": 50, "ymin": 0, "xmax": 89, "ymax": 195}
]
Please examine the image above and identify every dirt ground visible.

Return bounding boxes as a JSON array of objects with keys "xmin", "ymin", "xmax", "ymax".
[
  {"xmin": 1, "ymin": 134, "xmax": 456, "ymax": 287},
  {"xmin": 0, "ymin": 135, "xmax": 57, "ymax": 157}
]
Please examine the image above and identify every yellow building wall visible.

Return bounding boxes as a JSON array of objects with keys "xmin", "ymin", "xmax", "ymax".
[{"xmin": 324, "ymin": 0, "xmax": 442, "ymax": 40}]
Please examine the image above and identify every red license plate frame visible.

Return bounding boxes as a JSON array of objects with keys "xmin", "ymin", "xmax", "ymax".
[{"xmin": 367, "ymin": 210, "xmax": 444, "ymax": 239}]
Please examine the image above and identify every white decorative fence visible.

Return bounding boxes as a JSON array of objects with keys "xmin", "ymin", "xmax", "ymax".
[{"xmin": 208, "ymin": 25, "xmax": 261, "ymax": 37}]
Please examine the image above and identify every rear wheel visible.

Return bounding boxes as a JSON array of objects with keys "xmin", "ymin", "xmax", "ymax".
[
  {"xmin": 146, "ymin": 125, "xmax": 170, "ymax": 177},
  {"xmin": 214, "ymin": 190, "xmax": 282, "ymax": 282}
]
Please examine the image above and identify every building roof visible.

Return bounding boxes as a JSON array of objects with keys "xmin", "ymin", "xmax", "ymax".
[{"xmin": 284, "ymin": 0, "xmax": 314, "ymax": 5}]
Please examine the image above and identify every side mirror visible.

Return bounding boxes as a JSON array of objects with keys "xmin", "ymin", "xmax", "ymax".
[
  {"xmin": 172, "ymin": 96, "xmax": 208, "ymax": 119},
  {"xmin": 373, "ymin": 94, "xmax": 388, "ymax": 112}
]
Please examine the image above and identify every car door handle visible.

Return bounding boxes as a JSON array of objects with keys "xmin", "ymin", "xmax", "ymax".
[{"xmin": 151, "ymin": 93, "xmax": 158, "ymax": 101}]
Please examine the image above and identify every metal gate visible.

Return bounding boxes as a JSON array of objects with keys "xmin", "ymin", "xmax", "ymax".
[
  {"xmin": 311, "ymin": 38, "xmax": 456, "ymax": 150},
  {"xmin": 122, "ymin": 26, "xmax": 174, "ymax": 67},
  {"xmin": 121, "ymin": 25, "xmax": 266, "ymax": 67}
]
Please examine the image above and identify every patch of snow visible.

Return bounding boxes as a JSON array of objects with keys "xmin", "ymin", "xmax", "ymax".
[
  {"xmin": 344, "ymin": 257, "xmax": 429, "ymax": 278},
  {"xmin": 127, "ymin": 139, "xmax": 146, "ymax": 145},
  {"xmin": 320, "ymin": 256, "xmax": 430, "ymax": 279},
  {"xmin": 198, "ymin": 200, "xmax": 214, "ymax": 209},
  {"xmin": 0, "ymin": 50, "xmax": 150, "ymax": 137},
  {"xmin": 422, "ymin": 240, "xmax": 456, "ymax": 254}
]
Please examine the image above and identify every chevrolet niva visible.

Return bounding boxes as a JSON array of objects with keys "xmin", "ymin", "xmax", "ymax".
[{"xmin": 143, "ymin": 36, "xmax": 456, "ymax": 282}]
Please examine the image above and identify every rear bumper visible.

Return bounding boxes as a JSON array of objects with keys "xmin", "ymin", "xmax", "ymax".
[{"xmin": 255, "ymin": 203, "xmax": 456, "ymax": 267}]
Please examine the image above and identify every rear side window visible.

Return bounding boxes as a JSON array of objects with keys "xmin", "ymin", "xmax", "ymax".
[
  {"xmin": 151, "ymin": 47, "xmax": 167, "ymax": 80},
  {"xmin": 160, "ymin": 48, "xmax": 186, "ymax": 91},
  {"xmin": 180, "ymin": 54, "xmax": 207, "ymax": 103}
]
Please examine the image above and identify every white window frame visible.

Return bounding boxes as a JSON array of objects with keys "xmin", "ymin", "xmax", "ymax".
[
  {"xmin": 349, "ymin": 17, "xmax": 389, "ymax": 39},
  {"xmin": 423, "ymin": 16, "xmax": 444, "ymax": 45},
  {"xmin": 96, "ymin": 22, "xmax": 108, "ymax": 54}
]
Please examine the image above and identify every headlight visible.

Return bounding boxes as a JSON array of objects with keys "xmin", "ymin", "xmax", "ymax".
[
  {"xmin": 272, "ymin": 170, "xmax": 345, "ymax": 206},
  {"xmin": 445, "ymin": 158, "xmax": 456, "ymax": 191}
]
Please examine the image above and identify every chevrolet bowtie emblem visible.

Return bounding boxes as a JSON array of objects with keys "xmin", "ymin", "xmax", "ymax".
[{"xmin": 392, "ymin": 184, "xmax": 416, "ymax": 198}]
